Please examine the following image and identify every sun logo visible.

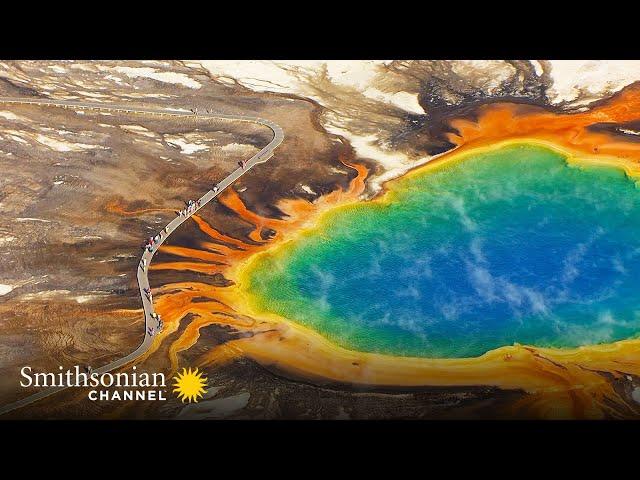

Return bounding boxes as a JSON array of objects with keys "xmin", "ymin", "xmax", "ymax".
[{"xmin": 172, "ymin": 367, "xmax": 208, "ymax": 403}]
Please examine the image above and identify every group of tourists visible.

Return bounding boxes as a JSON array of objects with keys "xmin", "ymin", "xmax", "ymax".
[
  {"xmin": 149, "ymin": 312, "xmax": 163, "ymax": 336},
  {"xmin": 190, "ymin": 107, "xmax": 217, "ymax": 115},
  {"xmin": 177, "ymin": 198, "xmax": 201, "ymax": 218},
  {"xmin": 145, "ymin": 312, "xmax": 163, "ymax": 337},
  {"xmin": 144, "ymin": 231, "xmax": 164, "ymax": 253}
]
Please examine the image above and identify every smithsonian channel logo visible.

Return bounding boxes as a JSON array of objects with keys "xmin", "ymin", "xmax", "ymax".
[{"xmin": 19, "ymin": 365, "xmax": 208, "ymax": 403}]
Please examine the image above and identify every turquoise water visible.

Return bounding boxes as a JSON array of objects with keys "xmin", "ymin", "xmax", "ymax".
[{"xmin": 245, "ymin": 144, "xmax": 640, "ymax": 358}]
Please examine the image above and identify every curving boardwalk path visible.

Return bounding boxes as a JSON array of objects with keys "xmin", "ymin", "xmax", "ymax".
[{"xmin": 0, "ymin": 97, "xmax": 284, "ymax": 416}]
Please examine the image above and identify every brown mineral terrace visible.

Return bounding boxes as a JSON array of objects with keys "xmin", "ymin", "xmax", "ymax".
[{"xmin": 0, "ymin": 96, "xmax": 284, "ymax": 416}]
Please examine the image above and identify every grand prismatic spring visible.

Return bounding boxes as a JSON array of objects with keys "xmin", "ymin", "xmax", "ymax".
[{"xmin": 241, "ymin": 143, "xmax": 640, "ymax": 359}]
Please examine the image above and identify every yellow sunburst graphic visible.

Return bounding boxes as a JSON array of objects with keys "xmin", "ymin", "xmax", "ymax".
[{"xmin": 172, "ymin": 367, "xmax": 208, "ymax": 403}]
